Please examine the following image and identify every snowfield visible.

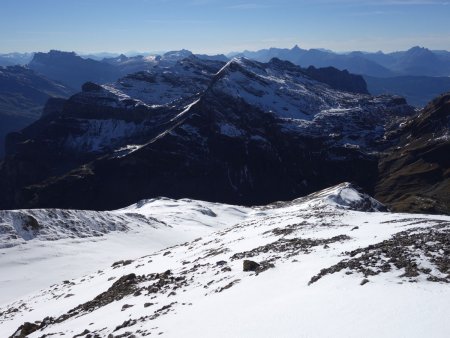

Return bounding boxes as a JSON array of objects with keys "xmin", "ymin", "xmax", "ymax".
[
  {"xmin": 0, "ymin": 199, "xmax": 253, "ymax": 305},
  {"xmin": 1, "ymin": 183, "xmax": 450, "ymax": 337}
]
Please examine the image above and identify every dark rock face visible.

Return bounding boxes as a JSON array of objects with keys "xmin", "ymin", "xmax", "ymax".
[
  {"xmin": 243, "ymin": 260, "xmax": 260, "ymax": 272},
  {"xmin": 304, "ymin": 65, "xmax": 369, "ymax": 94},
  {"xmin": 41, "ymin": 97, "xmax": 66, "ymax": 118},
  {"xmin": 0, "ymin": 93, "xmax": 382, "ymax": 210},
  {"xmin": 29, "ymin": 50, "xmax": 120, "ymax": 90},
  {"xmin": 0, "ymin": 65, "xmax": 73, "ymax": 158},
  {"xmin": 267, "ymin": 58, "xmax": 369, "ymax": 94},
  {"xmin": 10, "ymin": 322, "xmax": 40, "ymax": 338},
  {"xmin": 0, "ymin": 57, "xmax": 414, "ymax": 210},
  {"xmin": 376, "ymin": 92, "xmax": 450, "ymax": 214}
]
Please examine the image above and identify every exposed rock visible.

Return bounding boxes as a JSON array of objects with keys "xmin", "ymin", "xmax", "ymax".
[
  {"xmin": 376, "ymin": 92, "xmax": 450, "ymax": 214},
  {"xmin": 82, "ymin": 81, "xmax": 103, "ymax": 92},
  {"xmin": 309, "ymin": 224, "xmax": 450, "ymax": 284},
  {"xmin": 243, "ymin": 260, "xmax": 260, "ymax": 272},
  {"xmin": 9, "ymin": 321, "xmax": 40, "ymax": 338}
]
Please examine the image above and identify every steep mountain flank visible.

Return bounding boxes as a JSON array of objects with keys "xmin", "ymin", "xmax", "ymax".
[{"xmin": 376, "ymin": 92, "xmax": 450, "ymax": 214}]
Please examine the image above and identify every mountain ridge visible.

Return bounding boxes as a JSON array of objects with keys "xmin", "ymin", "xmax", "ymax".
[{"xmin": 0, "ymin": 56, "xmax": 414, "ymax": 210}]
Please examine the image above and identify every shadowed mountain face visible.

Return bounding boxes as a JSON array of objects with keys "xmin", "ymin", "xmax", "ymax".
[
  {"xmin": 376, "ymin": 92, "xmax": 450, "ymax": 215},
  {"xmin": 0, "ymin": 56, "xmax": 414, "ymax": 210},
  {"xmin": 29, "ymin": 50, "xmax": 120, "ymax": 91},
  {"xmin": 0, "ymin": 66, "xmax": 73, "ymax": 158},
  {"xmin": 364, "ymin": 75, "xmax": 450, "ymax": 108}
]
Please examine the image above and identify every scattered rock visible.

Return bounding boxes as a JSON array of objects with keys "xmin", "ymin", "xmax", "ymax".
[
  {"xmin": 112, "ymin": 260, "xmax": 133, "ymax": 268},
  {"xmin": 73, "ymin": 329, "xmax": 90, "ymax": 337},
  {"xmin": 360, "ymin": 279, "xmax": 370, "ymax": 286},
  {"xmin": 233, "ymin": 235, "xmax": 351, "ymax": 260},
  {"xmin": 121, "ymin": 304, "xmax": 134, "ymax": 311},
  {"xmin": 309, "ymin": 225, "xmax": 450, "ymax": 285}
]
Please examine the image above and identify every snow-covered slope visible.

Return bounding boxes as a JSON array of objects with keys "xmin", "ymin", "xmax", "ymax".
[
  {"xmin": 1, "ymin": 183, "xmax": 449, "ymax": 338},
  {"xmin": 0, "ymin": 199, "xmax": 253, "ymax": 305}
]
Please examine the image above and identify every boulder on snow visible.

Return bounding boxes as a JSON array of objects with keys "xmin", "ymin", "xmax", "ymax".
[
  {"xmin": 243, "ymin": 260, "xmax": 260, "ymax": 272},
  {"xmin": 11, "ymin": 322, "xmax": 40, "ymax": 338}
]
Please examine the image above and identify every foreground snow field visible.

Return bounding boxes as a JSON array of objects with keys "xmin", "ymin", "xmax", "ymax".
[
  {"xmin": 0, "ymin": 199, "xmax": 253, "ymax": 304},
  {"xmin": 1, "ymin": 183, "xmax": 450, "ymax": 337}
]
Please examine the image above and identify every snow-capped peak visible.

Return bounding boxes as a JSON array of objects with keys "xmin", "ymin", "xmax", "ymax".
[{"xmin": 310, "ymin": 182, "xmax": 387, "ymax": 211}]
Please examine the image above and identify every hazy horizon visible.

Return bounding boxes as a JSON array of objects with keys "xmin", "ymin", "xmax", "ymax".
[
  {"xmin": 1, "ymin": 0, "xmax": 450, "ymax": 54},
  {"xmin": 1, "ymin": 44, "xmax": 449, "ymax": 58}
]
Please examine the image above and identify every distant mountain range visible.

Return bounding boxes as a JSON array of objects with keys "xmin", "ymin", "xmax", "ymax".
[
  {"xmin": 233, "ymin": 45, "xmax": 450, "ymax": 77},
  {"xmin": 2, "ymin": 46, "xmax": 450, "ymax": 108},
  {"xmin": 3, "ymin": 46, "xmax": 450, "ymax": 78},
  {"xmin": 0, "ymin": 45, "xmax": 449, "ymax": 166},
  {"xmin": 0, "ymin": 53, "xmax": 33, "ymax": 67}
]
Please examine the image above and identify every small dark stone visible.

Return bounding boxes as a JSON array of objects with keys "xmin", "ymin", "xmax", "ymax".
[
  {"xmin": 121, "ymin": 304, "xmax": 134, "ymax": 311},
  {"xmin": 144, "ymin": 302, "xmax": 154, "ymax": 308},
  {"xmin": 360, "ymin": 278, "xmax": 370, "ymax": 286},
  {"xmin": 216, "ymin": 260, "xmax": 227, "ymax": 266},
  {"xmin": 73, "ymin": 329, "xmax": 90, "ymax": 338},
  {"xmin": 243, "ymin": 260, "xmax": 260, "ymax": 272},
  {"xmin": 111, "ymin": 259, "xmax": 133, "ymax": 268}
]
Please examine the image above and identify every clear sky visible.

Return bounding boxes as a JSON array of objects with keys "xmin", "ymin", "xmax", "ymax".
[{"xmin": 1, "ymin": 0, "xmax": 449, "ymax": 54}]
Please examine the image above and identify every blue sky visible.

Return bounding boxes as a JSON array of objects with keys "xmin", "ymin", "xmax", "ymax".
[{"xmin": 1, "ymin": 0, "xmax": 449, "ymax": 54}]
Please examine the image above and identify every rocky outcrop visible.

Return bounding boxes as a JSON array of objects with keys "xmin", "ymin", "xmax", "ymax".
[
  {"xmin": 304, "ymin": 65, "xmax": 369, "ymax": 94},
  {"xmin": 376, "ymin": 92, "xmax": 450, "ymax": 214}
]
